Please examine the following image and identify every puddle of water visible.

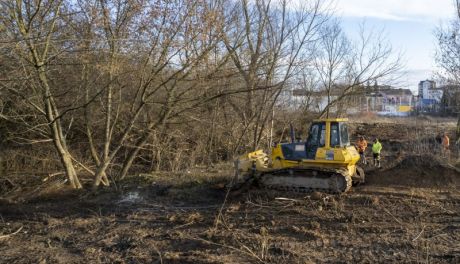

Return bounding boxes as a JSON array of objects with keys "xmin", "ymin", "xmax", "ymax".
[{"xmin": 118, "ymin": 191, "xmax": 143, "ymax": 204}]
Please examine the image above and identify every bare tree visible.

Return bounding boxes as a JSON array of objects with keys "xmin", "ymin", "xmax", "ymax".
[
  {"xmin": 0, "ymin": 0, "xmax": 404, "ymax": 191},
  {"xmin": 318, "ymin": 23, "xmax": 403, "ymax": 118},
  {"xmin": 221, "ymin": 0, "xmax": 330, "ymax": 151},
  {"xmin": 85, "ymin": 0, "xmax": 227, "ymax": 185},
  {"xmin": 436, "ymin": 0, "xmax": 460, "ymax": 141},
  {"xmin": 313, "ymin": 19, "xmax": 351, "ymax": 118},
  {"xmin": 0, "ymin": 0, "xmax": 82, "ymax": 188}
]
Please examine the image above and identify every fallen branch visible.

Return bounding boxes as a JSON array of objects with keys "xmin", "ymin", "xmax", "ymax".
[
  {"xmin": 1, "ymin": 177, "xmax": 16, "ymax": 187},
  {"xmin": 214, "ymin": 161, "xmax": 239, "ymax": 229},
  {"xmin": 153, "ymin": 246, "xmax": 163, "ymax": 264},
  {"xmin": 188, "ymin": 235, "xmax": 265, "ymax": 263},
  {"xmin": 412, "ymin": 225, "xmax": 425, "ymax": 242},
  {"xmin": 382, "ymin": 207, "xmax": 403, "ymax": 225},
  {"xmin": 0, "ymin": 226, "xmax": 23, "ymax": 239},
  {"xmin": 246, "ymin": 201, "xmax": 277, "ymax": 209},
  {"xmin": 275, "ymin": 197, "xmax": 303, "ymax": 203},
  {"xmin": 69, "ymin": 155, "xmax": 95, "ymax": 175},
  {"xmin": 69, "ymin": 156, "xmax": 109, "ymax": 186},
  {"xmin": 42, "ymin": 172, "xmax": 65, "ymax": 182}
]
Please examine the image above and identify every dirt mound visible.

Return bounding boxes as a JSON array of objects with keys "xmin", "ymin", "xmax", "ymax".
[{"xmin": 366, "ymin": 155, "xmax": 460, "ymax": 188}]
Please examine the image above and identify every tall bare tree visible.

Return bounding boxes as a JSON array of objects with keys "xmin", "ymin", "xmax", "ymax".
[
  {"xmin": 318, "ymin": 24, "xmax": 403, "ymax": 118},
  {"xmin": 313, "ymin": 19, "xmax": 351, "ymax": 118},
  {"xmin": 221, "ymin": 0, "xmax": 329, "ymax": 151},
  {"xmin": 0, "ymin": 0, "xmax": 405, "ymax": 191},
  {"xmin": 436, "ymin": 0, "xmax": 460, "ymax": 141},
  {"xmin": 85, "ymin": 0, "xmax": 227, "ymax": 185},
  {"xmin": 0, "ymin": 0, "xmax": 82, "ymax": 188}
]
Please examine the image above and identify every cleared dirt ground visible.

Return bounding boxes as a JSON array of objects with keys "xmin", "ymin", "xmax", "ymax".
[{"xmin": 1, "ymin": 118, "xmax": 459, "ymax": 263}]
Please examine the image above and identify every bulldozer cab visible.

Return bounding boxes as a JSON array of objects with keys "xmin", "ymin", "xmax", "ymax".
[
  {"xmin": 306, "ymin": 119, "xmax": 350, "ymax": 158},
  {"xmin": 281, "ymin": 119, "xmax": 351, "ymax": 161}
]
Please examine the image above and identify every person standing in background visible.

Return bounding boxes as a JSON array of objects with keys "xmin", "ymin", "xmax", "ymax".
[
  {"xmin": 372, "ymin": 138, "xmax": 382, "ymax": 168},
  {"xmin": 356, "ymin": 136, "xmax": 368, "ymax": 165},
  {"xmin": 442, "ymin": 133, "xmax": 450, "ymax": 158}
]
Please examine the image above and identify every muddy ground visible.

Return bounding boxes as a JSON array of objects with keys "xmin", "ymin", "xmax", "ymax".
[{"xmin": 1, "ymin": 118, "xmax": 460, "ymax": 264}]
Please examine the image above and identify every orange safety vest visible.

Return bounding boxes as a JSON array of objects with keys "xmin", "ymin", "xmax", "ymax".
[
  {"xmin": 442, "ymin": 135, "xmax": 450, "ymax": 148},
  {"xmin": 357, "ymin": 139, "xmax": 368, "ymax": 152}
]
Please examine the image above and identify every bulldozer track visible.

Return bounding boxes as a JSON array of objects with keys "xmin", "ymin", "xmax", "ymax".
[{"xmin": 257, "ymin": 171, "xmax": 352, "ymax": 194}]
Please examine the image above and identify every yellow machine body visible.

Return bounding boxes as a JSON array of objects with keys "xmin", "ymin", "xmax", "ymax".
[
  {"xmin": 271, "ymin": 119, "xmax": 360, "ymax": 175},
  {"xmin": 236, "ymin": 118, "xmax": 364, "ymax": 193}
]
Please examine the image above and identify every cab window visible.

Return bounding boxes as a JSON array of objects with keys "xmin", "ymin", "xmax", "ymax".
[
  {"xmin": 308, "ymin": 124, "xmax": 319, "ymax": 145},
  {"xmin": 319, "ymin": 125, "xmax": 326, "ymax": 147},
  {"xmin": 308, "ymin": 122, "xmax": 326, "ymax": 147},
  {"xmin": 330, "ymin": 122, "xmax": 340, "ymax": 147},
  {"xmin": 340, "ymin": 123, "xmax": 350, "ymax": 146}
]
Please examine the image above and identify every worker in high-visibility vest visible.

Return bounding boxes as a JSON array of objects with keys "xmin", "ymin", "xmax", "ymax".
[
  {"xmin": 356, "ymin": 136, "xmax": 368, "ymax": 165},
  {"xmin": 442, "ymin": 133, "xmax": 450, "ymax": 158},
  {"xmin": 372, "ymin": 138, "xmax": 382, "ymax": 168}
]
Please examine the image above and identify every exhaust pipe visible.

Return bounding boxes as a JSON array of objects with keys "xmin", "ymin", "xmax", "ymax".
[{"xmin": 290, "ymin": 123, "xmax": 295, "ymax": 143}]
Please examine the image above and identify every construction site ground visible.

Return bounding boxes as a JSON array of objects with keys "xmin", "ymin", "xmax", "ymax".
[{"xmin": 0, "ymin": 117, "xmax": 459, "ymax": 263}]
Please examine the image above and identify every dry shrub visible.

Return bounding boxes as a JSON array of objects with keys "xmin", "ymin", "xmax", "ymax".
[
  {"xmin": 292, "ymin": 225, "xmax": 321, "ymax": 241},
  {"xmin": 308, "ymin": 221, "xmax": 321, "ymax": 230},
  {"xmin": 186, "ymin": 212, "xmax": 204, "ymax": 223},
  {"xmin": 370, "ymin": 196, "xmax": 380, "ymax": 205},
  {"xmin": 259, "ymin": 226, "xmax": 270, "ymax": 260}
]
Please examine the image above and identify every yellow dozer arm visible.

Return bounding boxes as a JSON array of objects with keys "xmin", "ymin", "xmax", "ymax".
[{"xmin": 235, "ymin": 150, "xmax": 270, "ymax": 177}]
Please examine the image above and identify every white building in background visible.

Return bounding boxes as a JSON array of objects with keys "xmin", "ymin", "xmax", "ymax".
[
  {"xmin": 418, "ymin": 80, "xmax": 435, "ymax": 98},
  {"xmin": 279, "ymin": 89, "xmax": 339, "ymax": 112},
  {"xmin": 417, "ymin": 80, "xmax": 444, "ymax": 112},
  {"xmin": 279, "ymin": 85, "xmax": 414, "ymax": 116},
  {"xmin": 418, "ymin": 80, "xmax": 443, "ymax": 101},
  {"xmin": 426, "ymin": 89, "xmax": 443, "ymax": 101}
]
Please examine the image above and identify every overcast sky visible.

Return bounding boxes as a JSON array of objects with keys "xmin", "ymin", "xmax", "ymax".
[{"xmin": 334, "ymin": 0, "xmax": 456, "ymax": 93}]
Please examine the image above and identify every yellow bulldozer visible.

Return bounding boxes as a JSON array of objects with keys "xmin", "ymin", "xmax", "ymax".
[{"xmin": 234, "ymin": 118, "xmax": 365, "ymax": 193}]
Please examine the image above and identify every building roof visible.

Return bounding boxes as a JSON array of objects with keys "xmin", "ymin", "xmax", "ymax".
[
  {"xmin": 379, "ymin": 88, "xmax": 413, "ymax": 96},
  {"xmin": 292, "ymin": 88, "xmax": 344, "ymax": 97},
  {"xmin": 291, "ymin": 85, "xmax": 413, "ymax": 98},
  {"xmin": 419, "ymin": 80, "xmax": 435, "ymax": 84}
]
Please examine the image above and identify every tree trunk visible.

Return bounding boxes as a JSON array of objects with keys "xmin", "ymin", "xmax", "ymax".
[
  {"xmin": 61, "ymin": 153, "xmax": 82, "ymax": 189},
  {"xmin": 92, "ymin": 161, "xmax": 111, "ymax": 191},
  {"xmin": 118, "ymin": 131, "xmax": 152, "ymax": 180},
  {"xmin": 456, "ymin": 113, "xmax": 460, "ymax": 144},
  {"xmin": 83, "ymin": 65, "xmax": 109, "ymax": 186},
  {"xmin": 11, "ymin": 0, "xmax": 82, "ymax": 189},
  {"xmin": 38, "ymin": 68, "xmax": 82, "ymax": 189}
]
